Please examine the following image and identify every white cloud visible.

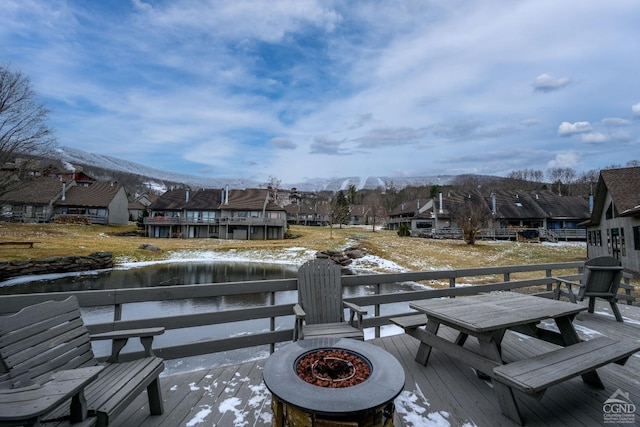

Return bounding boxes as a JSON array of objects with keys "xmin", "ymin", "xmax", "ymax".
[
  {"xmin": 557, "ymin": 121, "xmax": 592, "ymax": 136},
  {"xmin": 581, "ymin": 132, "xmax": 610, "ymax": 144},
  {"xmin": 633, "ymin": 103, "xmax": 640, "ymax": 117},
  {"xmin": 521, "ymin": 119, "xmax": 541, "ymax": 127},
  {"xmin": 602, "ymin": 117, "xmax": 631, "ymax": 127},
  {"xmin": 532, "ymin": 73, "xmax": 571, "ymax": 92},
  {"xmin": 547, "ymin": 152, "xmax": 580, "ymax": 169}
]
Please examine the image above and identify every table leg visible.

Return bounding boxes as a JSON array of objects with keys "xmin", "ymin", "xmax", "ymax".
[
  {"xmin": 415, "ymin": 319, "xmax": 439, "ymax": 365},
  {"xmin": 477, "ymin": 333, "xmax": 524, "ymax": 425},
  {"xmin": 454, "ymin": 332, "xmax": 468, "ymax": 346},
  {"xmin": 555, "ymin": 315, "xmax": 605, "ymax": 389}
]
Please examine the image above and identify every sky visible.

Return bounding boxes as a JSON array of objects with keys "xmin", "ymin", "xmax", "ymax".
[{"xmin": 2, "ymin": 0, "xmax": 640, "ymax": 186}]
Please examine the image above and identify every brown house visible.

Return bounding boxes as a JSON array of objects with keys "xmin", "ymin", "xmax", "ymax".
[
  {"xmin": 0, "ymin": 177, "xmax": 68, "ymax": 222},
  {"xmin": 582, "ymin": 166, "xmax": 640, "ymax": 275},
  {"xmin": 145, "ymin": 187, "xmax": 287, "ymax": 240},
  {"xmin": 390, "ymin": 189, "xmax": 590, "ymax": 241},
  {"xmin": 54, "ymin": 181, "xmax": 130, "ymax": 226}
]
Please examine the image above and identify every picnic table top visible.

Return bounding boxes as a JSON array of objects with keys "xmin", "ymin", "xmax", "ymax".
[{"xmin": 409, "ymin": 292, "xmax": 587, "ymax": 333}]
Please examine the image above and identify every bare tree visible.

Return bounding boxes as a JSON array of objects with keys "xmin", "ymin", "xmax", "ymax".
[
  {"xmin": 362, "ymin": 190, "xmax": 385, "ymax": 232},
  {"xmin": 547, "ymin": 167, "xmax": 576, "ymax": 195},
  {"xmin": 449, "ymin": 193, "xmax": 490, "ymax": 245},
  {"xmin": 0, "ymin": 64, "xmax": 56, "ymax": 196}
]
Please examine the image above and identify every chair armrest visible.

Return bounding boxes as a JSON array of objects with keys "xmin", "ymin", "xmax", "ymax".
[
  {"xmin": 90, "ymin": 327, "xmax": 165, "ymax": 341},
  {"xmin": 293, "ymin": 303, "xmax": 306, "ymax": 341},
  {"xmin": 551, "ymin": 277, "xmax": 583, "ymax": 303},
  {"xmin": 344, "ymin": 301, "xmax": 367, "ymax": 330},
  {"xmin": 293, "ymin": 303, "xmax": 306, "ymax": 319},
  {"xmin": 343, "ymin": 301, "xmax": 367, "ymax": 315},
  {"xmin": 91, "ymin": 327, "xmax": 165, "ymax": 362},
  {"xmin": 0, "ymin": 366, "xmax": 103, "ymax": 424},
  {"xmin": 553, "ymin": 277, "xmax": 582, "ymax": 286}
]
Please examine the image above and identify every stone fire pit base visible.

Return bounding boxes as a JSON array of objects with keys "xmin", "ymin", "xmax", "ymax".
[{"xmin": 263, "ymin": 338, "xmax": 405, "ymax": 427}]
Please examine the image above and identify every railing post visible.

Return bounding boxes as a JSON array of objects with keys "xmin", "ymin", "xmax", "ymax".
[
  {"xmin": 269, "ymin": 291, "xmax": 275, "ymax": 353},
  {"xmin": 374, "ymin": 283, "xmax": 381, "ymax": 338}
]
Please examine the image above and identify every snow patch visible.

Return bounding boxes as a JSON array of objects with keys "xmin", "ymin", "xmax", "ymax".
[{"xmin": 186, "ymin": 405, "xmax": 212, "ymax": 426}]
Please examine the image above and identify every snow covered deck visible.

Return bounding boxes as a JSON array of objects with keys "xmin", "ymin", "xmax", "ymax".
[{"xmin": 113, "ymin": 300, "xmax": 640, "ymax": 427}]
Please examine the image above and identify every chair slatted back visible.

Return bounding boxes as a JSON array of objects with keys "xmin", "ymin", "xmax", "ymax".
[
  {"xmin": 581, "ymin": 256, "xmax": 624, "ymax": 297},
  {"xmin": 0, "ymin": 296, "xmax": 96, "ymax": 388},
  {"xmin": 297, "ymin": 259, "xmax": 344, "ymax": 325}
]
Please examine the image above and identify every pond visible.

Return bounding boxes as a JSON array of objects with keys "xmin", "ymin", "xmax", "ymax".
[{"xmin": 0, "ymin": 260, "xmax": 419, "ymax": 374}]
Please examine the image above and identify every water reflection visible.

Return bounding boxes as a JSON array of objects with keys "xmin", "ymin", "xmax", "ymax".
[{"xmin": 0, "ymin": 261, "xmax": 298, "ymax": 294}]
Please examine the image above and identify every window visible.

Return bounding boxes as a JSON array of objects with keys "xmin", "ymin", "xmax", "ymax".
[
  {"xmin": 609, "ymin": 228, "xmax": 625, "ymax": 259},
  {"xmin": 633, "ymin": 226, "xmax": 640, "ymax": 250}
]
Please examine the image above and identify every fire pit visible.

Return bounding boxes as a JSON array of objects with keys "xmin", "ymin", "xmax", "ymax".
[{"xmin": 263, "ymin": 337, "xmax": 404, "ymax": 426}]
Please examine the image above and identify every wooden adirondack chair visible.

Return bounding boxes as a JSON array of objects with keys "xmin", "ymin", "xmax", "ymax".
[
  {"xmin": 553, "ymin": 256, "xmax": 625, "ymax": 322},
  {"xmin": 293, "ymin": 258, "xmax": 367, "ymax": 341},
  {"xmin": 0, "ymin": 296, "xmax": 165, "ymax": 426}
]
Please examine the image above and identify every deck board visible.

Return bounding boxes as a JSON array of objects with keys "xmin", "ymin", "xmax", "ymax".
[{"xmin": 117, "ymin": 299, "xmax": 640, "ymax": 426}]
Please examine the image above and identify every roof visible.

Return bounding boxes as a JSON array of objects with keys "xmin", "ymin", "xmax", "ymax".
[
  {"xmin": 185, "ymin": 189, "xmax": 223, "ymax": 210},
  {"xmin": 0, "ymin": 177, "xmax": 65, "ymax": 204},
  {"xmin": 488, "ymin": 190, "xmax": 547, "ymax": 219},
  {"xmin": 55, "ymin": 181, "xmax": 124, "ymax": 208},
  {"xmin": 601, "ymin": 166, "xmax": 640, "ymax": 215},
  {"xmin": 389, "ymin": 199, "xmax": 425, "ymax": 217},
  {"xmin": 587, "ymin": 166, "xmax": 640, "ymax": 225},
  {"xmin": 528, "ymin": 190, "xmax": 590, "ymax": 219},
  {"xmin": 128, "ymin": 200, "xmax": 147, "ymax": 210},
  {"xmin": 223, "ymin": 188, "xmax": 284, "ymax": 211},
  {"xmin": 149, "ymin": 188, "xmax": 285, "ymax": 212},
  {"xmin": 393, "ymin": 189, "xmax": 589, "ymax": 221},
  {"xmin": 148, "ymin": 189, "xmax": 190, "ymax": 210}
]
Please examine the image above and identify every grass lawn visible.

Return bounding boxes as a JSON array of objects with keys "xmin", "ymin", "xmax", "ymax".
[
  {"xmin": 0, "ymin": 222, "xmax": 587, "ymax": 269},
  {"xmin": 2, "ymin": 222, "xmax": 638, "ymax": 296}
]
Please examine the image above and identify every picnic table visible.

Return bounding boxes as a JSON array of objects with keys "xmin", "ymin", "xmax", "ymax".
[{"xmin": 397, "ymin": 292, "xmax": 640, "ymax": 425}]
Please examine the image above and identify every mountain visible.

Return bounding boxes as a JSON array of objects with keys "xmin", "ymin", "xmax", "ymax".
[{"xmin": 54, "ymin": 146, "xmax": 474, "ymax": 193}]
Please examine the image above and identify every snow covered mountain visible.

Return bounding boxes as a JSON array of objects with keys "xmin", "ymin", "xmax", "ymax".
[{"xmin": 56, "ymin": 146, "xmax": 460, "ymax": 192}]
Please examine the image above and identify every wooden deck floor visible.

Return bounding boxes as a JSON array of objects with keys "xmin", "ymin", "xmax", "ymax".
[{"xmin": 112, "ymin": 300, "xmax": 640, "ymax": 427}]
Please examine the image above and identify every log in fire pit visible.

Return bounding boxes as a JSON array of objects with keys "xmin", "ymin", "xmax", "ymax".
[{"xmin": 263, "ymin": 338, "xmax": 404, "ymax": 426}]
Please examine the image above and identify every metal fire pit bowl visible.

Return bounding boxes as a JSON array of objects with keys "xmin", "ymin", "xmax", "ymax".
[{"xmin": 263, "ymin": 337, "xmax": 405, "ymax": 419}]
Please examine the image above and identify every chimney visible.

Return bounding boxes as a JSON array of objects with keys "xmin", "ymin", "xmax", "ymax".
[
  {"xmin": 61, "ymin": 182, "xmax": 66, "ymax": 201},
  {"xmin": 439, "ymin": 192, "xmax": 444, "ymax": 214},
  {"xmin": 491, "ymin": 192, "xmax": 496, "ymax": 214},
  {"xmin": 225, "ymin": 185, "xmax": 229, "ymax": 205},
  {"xmin": 185, "ymin": 190, "xmax": 189, "ymax": 203},
  {"xmin": 589, "ymin": 193, "xmax": 594, "ymax": 213}
]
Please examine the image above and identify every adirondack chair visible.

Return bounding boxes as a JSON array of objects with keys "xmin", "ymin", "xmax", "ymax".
[
  {"xmin": 0, "ymin": 296, "xmax": 165, "ymax": 426},
  {"xmin": 293, "ymin": 258, "xmax": 367, "ymax": 341},
  {"xmin": 553, "ymin": 256, "xmax": 625, "ymax": 322}
]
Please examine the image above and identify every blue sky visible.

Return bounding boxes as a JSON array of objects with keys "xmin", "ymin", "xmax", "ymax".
[{"xmin": 2, "ymin": 0, "xmax": 639, "ymax": 185}]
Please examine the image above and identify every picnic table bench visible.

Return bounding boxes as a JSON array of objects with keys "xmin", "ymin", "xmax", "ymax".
[
  {"xmin": 392, "ymin": 292, "xmax": 640, "ymax": 425},
  {"xmin": 0, "ymin": 241, "xmax": 40, "ymax": 248},
  {"xmin": 0, "ymin": 296, "xmax": 165, "ymax": 427}
]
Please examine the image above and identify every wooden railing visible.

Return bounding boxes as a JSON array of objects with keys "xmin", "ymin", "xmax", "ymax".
[{"xmin": 3, "ymin": 262, "xmax": 611, "ymax": 362}]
